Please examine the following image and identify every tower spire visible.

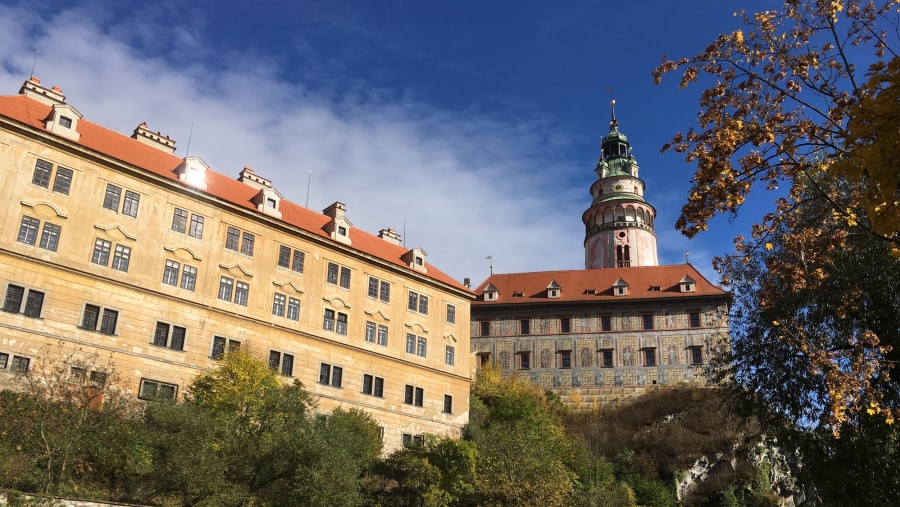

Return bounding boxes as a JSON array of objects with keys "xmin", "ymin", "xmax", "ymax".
[{"xmin": 582, "ymin": 102, "xmax": 658, "ymax": 269}]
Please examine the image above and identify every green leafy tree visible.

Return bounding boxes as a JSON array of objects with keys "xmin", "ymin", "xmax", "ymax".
[
  {"xmin": 370, "ymin": 435, "xmax": 476, "ymax": 507},
  {"xmin": 463, "ymin": 367, "xmax": 578, "ymax": 507}
]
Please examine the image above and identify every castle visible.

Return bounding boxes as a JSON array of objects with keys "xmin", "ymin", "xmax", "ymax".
[
  {"xmin": 470, "ymin": 103, "xmax": 731, "ymax": 404},
  {"xmin": 0, "ymin": 77, "xmax": 473, "ymax": 450}
]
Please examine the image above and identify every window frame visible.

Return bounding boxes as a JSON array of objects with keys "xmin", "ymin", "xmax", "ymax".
[
  {"xmin": 559, "ymin": 350, "xmax": 572, "ymax": 369},
  {"xmin": 2, "ymin": 284, "xmax": 44, "ymax": 318},
  {"xmin": 80, "ymin": 303, "xmax": 118, "ymax": 335},
  {"xmin": 446, "ymin": 303, "xmax": 456, "ymax": 324},
  {"xmin": 689, "ymin": 311, "xmax": 702, "ymax": 328},
  {"xmin": 18, "ymin": 216, "xmax": 40, "ymax": 245},
  {"xmin": 443, "ymin": 394, "xmax": 453, "ymax": 414},
  {"xmin": 404, "ymin": 384, "xmax": 424, "ymax": 407},
  {"xmin": 138, "ymin": 378, "xmax": 178, "ymax": 401},
  {"xmin": 318, "ymin": 363, "xmax": 343, "ymax": 388},
  {"xmin": 152, "ymin": 321, "xmax": 186, "ymax": 351},
  {"xmin": 268, "ymin": 350, "xmax": 295, "ymax": 376},
  {"xmin": 445, "ymin": 345, "xmax": 455, "ymax": 366},
  {"xmin": 362, "ymin": 374, "xmax": 385, "ymax": 398},
  {"xmin": 210, "ymin": 336, "xmax": 241, "ymax": 360},
  {"xmin": 39, "ymin": 222, "xmax": 61, "ymax": 251}
]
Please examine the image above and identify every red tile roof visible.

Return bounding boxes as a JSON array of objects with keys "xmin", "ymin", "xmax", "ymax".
[
  {"xmin": 0, "ymin": 93, "xmax": 469, "ymax": 292},
  {"xmin": 472, "ymin": 264, "xmax": 728, "ymax": 305}
]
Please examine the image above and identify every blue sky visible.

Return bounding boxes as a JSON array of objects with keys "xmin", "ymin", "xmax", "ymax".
[{"xmin": 0, "ymin": 0, "xmax": 773, "ymax": 285}]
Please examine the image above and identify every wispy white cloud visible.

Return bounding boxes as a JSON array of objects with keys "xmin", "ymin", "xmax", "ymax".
[{"xmin": 0, "ymin": 2, "xmax": 590, "ymax": 284}]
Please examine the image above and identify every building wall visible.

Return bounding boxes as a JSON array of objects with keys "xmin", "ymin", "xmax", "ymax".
[
  {"xmin": 470, "ymin": 300, "xmax": 729, "ymax": 397},
  {"xmin": 0, "ymin": 108, "xmax": 472, "ymax": 451}
]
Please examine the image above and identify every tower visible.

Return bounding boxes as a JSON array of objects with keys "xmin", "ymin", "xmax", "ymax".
[{"xmin": 582, "ymin": 101, "xmax": 658, "ymax": 269}]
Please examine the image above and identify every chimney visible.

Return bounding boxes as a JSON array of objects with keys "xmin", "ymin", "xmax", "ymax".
[
  {"xmin": 464, "ymin": 277, "xmax": 471, "ymax": 288},
  {"xmin": 377, "ymin": 228, "xmax": 402, "ymax": 245},
  {"xmin": 131, "ymin": 122, "xmax": 176, "ymax": 153},
  {"xmin": 19, "ymin": 76, "xmax": 66, "ymax": 106}
]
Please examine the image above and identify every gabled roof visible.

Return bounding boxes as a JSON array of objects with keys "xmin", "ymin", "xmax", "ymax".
[
  {"xmin": 0, "ymin": 93, "xmax": 470, "ymax": 293},
  {"xmin": 472, "ymin": 264, "xmax": 727, "ymax": 305}
]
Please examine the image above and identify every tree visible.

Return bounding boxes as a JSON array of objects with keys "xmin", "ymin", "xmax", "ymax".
[
  {"xmin": 654, "ymin": 0, "xmax": 900, "ymax": 430},
  {"xmin": 0, "ymin": 345, "xmax": 142, "ymax": 496},
  {"xmin": 463, "ymin": 367, "xmax": 578, "ymax": 506}
]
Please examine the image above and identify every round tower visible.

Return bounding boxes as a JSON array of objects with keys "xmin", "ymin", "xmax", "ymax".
[{"xmin": 582, "ymin": 101, "xmax": 658, "ymax": 269}]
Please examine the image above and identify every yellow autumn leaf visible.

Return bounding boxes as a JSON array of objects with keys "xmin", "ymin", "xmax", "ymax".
[{"xmin": 765, "ymin": 242, "xmax": 774, "ymax": 250}]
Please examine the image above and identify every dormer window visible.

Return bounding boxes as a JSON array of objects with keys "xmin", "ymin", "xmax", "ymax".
[
  {"xmin": 546, "ymin": 279, "xmax": 561, "ymax": 299},
  {"xmin": 267, "ymin": 198, "xmax": 277, "ymax": 208},
  {"xmin": 483, "ymin": 283, "xmax": 499, "ymax": 302},
  {"xmin": 338, "ymin": 226, "xmax": 347, "ymax": 236},
  {"xmin": 679, "ymin": 275, "xmax": 696, "ymax": 293},
  {"xmin": 46, "ymin": 103, "xmax": 82, "ymax": 142},
  {"xmin": 650, "ymin": 285, "xmax": 661, "ymax": 292},
  {"xmin": 175, "ymin": 157, "xmax": 209, "ymax": 191},
  {"xmin": 613, "ymin": 277, "xmax": 629, "ymax": 296},
  {"xmin": 402, "ymin": 247, "xmax": 428, "ymax": 274}
]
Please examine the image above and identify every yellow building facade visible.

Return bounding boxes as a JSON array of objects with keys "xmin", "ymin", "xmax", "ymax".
[{"xmin": 0, "ymin": 77, "xmax": 473, "ymax": 450}]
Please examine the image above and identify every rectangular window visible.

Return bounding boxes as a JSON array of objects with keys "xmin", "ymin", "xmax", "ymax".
[
  {"xmin": 152, "ymin": 322, "xmax": 186, "ymax": 351},
  {"xmin": 240, "ymin": 232, "xmax": 255, "ymax": 256},
  {"xmin": 99, "ymin": 308, "xmax": 118, "ymax": 335},
  {"xmin": 318, "ymin": 363, "xmax": 342, "ymax": 387},
  {"xmin": 218, "ymin": 277, "xmax": 234, "ymax": 301},
  {"xmin": 272, "ymin": 293, "xmax": 286, "ymax": 317},
  {"xmin": 365, "ymin": 321, "xmax": 376, "ymax": 343},
  {"xmin": 18, "ymin": 216, "xmax": 40, "ymax": 245},
  {"xmin": 560, "ymin": 351, "xmax": 572, "ymax": 369},
  {"xmin": 367, "ymin": 276, "xmax": 391, "ymax": 302},
  {"xmin": 188, "ymin": 214, "xmax": 204, "ymax": 239},
  {"xmin": 404, "ymin": 385, "xmax": 424, "ymax": 407},
  {"xmin": 210, "ymin": 336, "xmax": 241, "ymax": 360},
  {"xmin": 111, "ymin": 244, "xmax": 131, "ymax": 272},
  {"xmin": 443, "ymin": 394, "xmax": 453, "ymax": 414},
  {"xmin": 445, "ymin": 345, "xmax": 455, "ymax": 366},
  {"xmin": 91, "ymin": 238, "xmax": 112, "ymax": 266},
  {"xmin": 601, "ymin": 315, "xmax": 612, "ymax": 332},
  {"xmin": 162, "ymin": 260, "xmax": 180, "ymax": 285},
  {"xmin": 39, "ymin": 223, "xmax": 61, "ymax": 251},
  {"xmin": 645, "ymin": 349, "xmax": 657, "ymax": 367},
  {"xmin": 642, "ymin": 314, "xmax": 655, "ymax": 330},
  {"xmin": 339, "ymin": 267, "xmax": 351, "ymax": 289},
  {"xmin": 81, "ymin": 304, "xmax": 100, "ymax": 330},
  {"xmin": 52, "ymin": 167, "xmax": 73, "ymax": 194},
  {"xmin": 602, "ymin": 350, "xmax": 614, "ymax": 367},
  {"xmin": 23, "ymin": 290, "xmax": 44, "ymax": 318},
  {"xmin": 80, "ymin": 304, "xmax": 117, "ymax": 335},
  {"xmin": 2, "ymin": 285, "xmax": 24, "ymax": 313},
  {"xmin": 520, "ymin": 319, "xmax": 530, "ymax": 335},
  {"xmin": 327, "ymin": 262, "xmax": 338, "ymax": 284},
  {"xmin": 287, "ymin": 298, "xmax": 300, "ymax": 321},
  {"xmin": 122, "ymin": 190, "xmax": 140, "ymax": 217},
  {"xmin": 560, "ymin": 317, "xmax": 571, "ymax": 333},
  {"xmin": 416, "ymin": 337, "xmax": 427, "ymax": 358},
  {"xmin": 519, "ymin": 352, "xmax": 531, "ymax": 370},
  {"xmin": 32, "ymin": 159, "xmax": 53, "ymax": 187},
  {"xmin": 336, "ymin": 312, "xmax": 348, "ymax": 335},
  {"xmin": 480, "ymin": 321, "xmax": 490, "ymax": 337},
  {"xmin": 225, "ymin": 227, "xmax": 241, "ymax": 251},
  {"xmin": 691, "ymin": 347, "xmax": 703, "ymax": 365},
  {"xmin": 138, "ymin": 379, "xmax": 178, "ymax": 401},
  {"xmin": 446, "ymin": 304, "xmax": 456, "ymax": 324},
  {"xmin": 0, "ymin": 353, "xmax": 8, "ymax": 369},
  {"xmin": 11, "ymin": 355, "xmax": 30, "ymax": 374},
  {"xmin": 362, "ymin": 374, "xmax": 385, "ymax": 398},
  {"xmin": 689, "ymin": 312, "xmax": 701, "ymax": 328},
  {"xmin": 268, "ymin": 350, "xmax": 294, "ymax": 376},
  {"xmin": 234, "ymin": 282, "xmax": 249, "ymax": 306},
  {"xmin": 278, "ymin": 245, "xmax": 291, "ymax": 269},
  {"xmin": 180, "ymin": 265, "xmax": 197, "ymax": 291},
  {"xmin": 407, "ymin": 291, "xmax": 428, "ymax": 314},
  {"xmin": 323, "ymin": 309, "xmax": 335, "ymax": 331},
  {"xmin": 406, "ymin": 334, "xmax": 416, "ymax": 355},
  {"xmin": 291, "ymin": 250, "xmax": 304, "ymax": 273},
  {"xmin": 103, "ymin": 184, "xmax": 122, "ymax": 211},
  {"xmin": 377, "ymin": 324, "xmax": 388, "ymax": 346},
  {"xmin": 171, "ymin": 208, "xmax": 188, "ymax": 233}
]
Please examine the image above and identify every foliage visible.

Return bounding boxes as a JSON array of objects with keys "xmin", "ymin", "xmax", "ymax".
[
  {"xmin": 654, "ymin": 0, "xmax": 900, "ymax": 430},
  {"xmin": 0, "ymin": 346, "xmax": 142, "ymax": 497},
  {"xmin": 464, "ymin": 367, "xmax": 578, "ymax": 506}
]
